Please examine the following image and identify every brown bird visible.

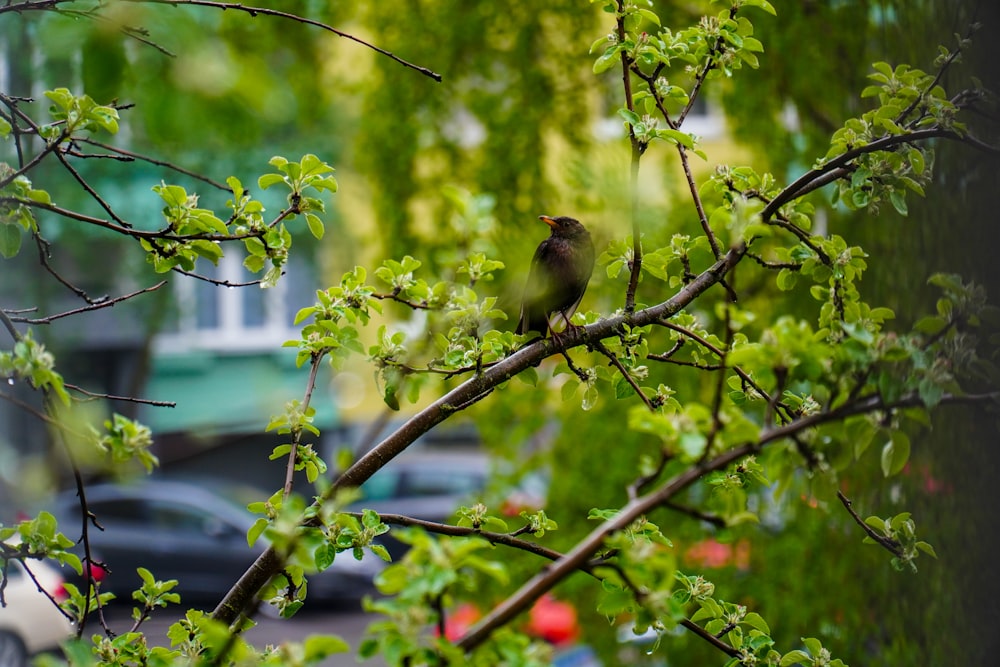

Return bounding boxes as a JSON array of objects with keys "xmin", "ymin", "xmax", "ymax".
[{"xmin": 518, "ymin": 215, "xmax": 595, "ymax": 338}]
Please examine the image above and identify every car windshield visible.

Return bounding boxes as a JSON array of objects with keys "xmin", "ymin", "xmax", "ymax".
[{"xmin": 358, "ymin": 462, "xmax": 485, "ymax": 501}]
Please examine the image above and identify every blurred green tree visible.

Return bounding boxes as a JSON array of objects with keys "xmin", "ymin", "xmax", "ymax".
[{"xmin": 1, "ymin": 2, "xmax": 998, "ymax": 666}]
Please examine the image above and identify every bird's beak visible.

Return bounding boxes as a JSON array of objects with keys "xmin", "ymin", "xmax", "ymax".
[{"xmin": 539, "ymin": 215, "xmax": 557, "ymax": 227}]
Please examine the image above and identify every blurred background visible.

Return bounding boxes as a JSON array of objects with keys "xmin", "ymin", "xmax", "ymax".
[{"xmin": 1, "ymin": 1, "xmax": 998, "ymax": 665}]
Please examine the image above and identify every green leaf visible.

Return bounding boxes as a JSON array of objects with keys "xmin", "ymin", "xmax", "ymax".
[
  {"xmin": 614, "ymin": 375, "xmax": 636, "ymax": 399},
  {"xmin": 864, "ymin": 515, "xmax": 887, "ymax": 532},
  {"xmin": 657, "ymin": 128, "xmax": 695, "ymax": 149},
  {"xmin": 258, "ymin": 173, "xmax": 286, "ymax": 190},
  {"xmin": 137, "ymin": 567, "xmax": 156, "ymax": 587},
  {"xmin": 516, "ymin": 367, "xmax": 539, "ymax": 386},
  {"xmin": 617, "ymin": 108, "xmax": 641, "ymax": 126},
  {"xmin": 637, "ymin": 8, "xmax": 660, "ymax": 26},
  {"xmin": 370, "ymin": 543, "xmax": 392, "ymax": 562},
  {"xmin": 593, "ymin": 48, "xmax": 621, "ymax": 74},
  {"xmin": 315, "ymin": 543, "xmax": 336, "ymax": 571},
  {"xmin": 303, "ymin": 635, "xmax": 349, "ymax": 659},
  {"xmin": 780, "ymin": 650, "xmax": 810, "ymax": 666},
  {"xmin": 880, "ymin": 431, "xmax": 911, "ymax": 477},
  {"xmin": 908, "ymin": 147, "xmax": 925, "ymax": 175},
  {"xmin": 745, "ymin": 0, "xmax": 777, "ymax": 16},
  {"xmin": 305, "ymin": 213, "xmax": 325, "ymax": 240},
  {"xmin": 776, "ymin": 268, "xmax": 798, "ymax": 291},
  {"xmin": 889, "ymin": 189, "xmax": 908, "ymax": 216},
  {"xmin": 802, "ymin": 638, "xmax": 823, "ymax": 656},
  {"xmin": 914, "ymin": 315, "xmax": 948, "ymax": 335},
  {"xmin": 0, "ymin": 223, "xmax": 22, "ymax": 259},
  {"xmin": 247, "ymin": 518, "xmax": 268, "ymax": 547},
  {"xmin": 743, "ymin": 612, "xmax": 770, "ymax": 634}
]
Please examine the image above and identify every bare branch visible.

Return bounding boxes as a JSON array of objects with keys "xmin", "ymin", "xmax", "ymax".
[
  {"xmin": 10, "ymin": 281, "xmax": 168, "ymax": 324},
  {"xmin": 122, "ymin": 0, "xmax": 442, "ymax": 82},
  {"xmin": 76, "ymin": 139, "xmax": 232, "ymax": 191},
  {"xmin": 592, "ymin": 339, "xmax": 656, "ymax": 411},
  {"xmin": 282, "ymin": 351, "xmax": 327, "ymax": 500},
  {"xmin": 64, "ymin": 383, "xmax": 176, "ymax": 408},
  {"xmin": 172, "ymin": 269, "xmax": 265, "ymax": 288},
  {"xmin": 836, "ymin": 490, "xmax": 903, "ymax": 558}
]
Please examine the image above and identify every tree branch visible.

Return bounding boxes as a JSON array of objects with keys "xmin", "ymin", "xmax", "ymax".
[
  {"xmin": 454, "ymin": 390, "xmax": 994, "ymax": 651},
  {"xmin": 836, "ymin": 490, "xmax": 902, "ymax": 557},
  {"xmin": 212, "ymin": 244, "xmax": 746, "ymax": 625},
  {"xmin": 76, "ymin": 138, "xmax": 231, "ymax": 192},
  {"xmin": 763, "ymin": 128, "xmax": 958, "ymax": 219},
  {"xmin": 8, "ymin": 281, "xmax": 168, "ymax": 324},
  {"xmin": 592, "ymin": 339, "xmax": 655, "ymax": 411},
  {"xmin": 122, "ymin": 0, "xmax": 442, "ymax": 82}
]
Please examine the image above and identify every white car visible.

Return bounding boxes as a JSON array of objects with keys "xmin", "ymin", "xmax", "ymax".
[{"xmin": 0, "ymin": 557, "xmax": 74, "ymax": 667}]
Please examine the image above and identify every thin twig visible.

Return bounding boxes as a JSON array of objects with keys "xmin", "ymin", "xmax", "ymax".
[
  {"xmin": 616, "ymin": 0, "xmax": 645, "ymax": 314},
  {"xmin": 122, "ymin": 0, "xmax": 442, "ymax": 82},
  {"xmin": 654, "ymin": 319, "xmax": 793, "ymax": 424},
  {"xmin": 54, "ymin": 147, "xmax": 132, "ymax": 228},
  {"xmin": 76, "ymin": 138, "xmax": 231, "ymax": 191},
  {"xmin": 592, "ymin": 339, "xmax": 655, "ymax": 410},
  {"xmin": 64, "ymin": 383, "xmax": 176, "ymax": 408},
  {"xmin": 283, "ymin": 351, "xmax": 327, "ymax": 499},
  {"xmin": 700, "ymin": 306, "xmax": 733, "ymax": 462},
  {"xmin": 12, "ymin": 281, "xmax": 168, "ymax": 324},
  {"xmin": 662, "ymin": 501, "xmax": 726, "ymax": 528},
  {"xmin": 173, "ymin": 269, "xmax": 264, "ymax": 288},
  {"xmin": 33, "ymin": 233, "xmax": 100, "ymax": 304},
  {"xmin": 836, "ymin": 490, "xmax": 902, "ymax": 557},
  {"xmin": 679, "ymin": 146, "xmax": 721, "ymax": 258},
  {"xmin": 626, "ymin": 451, "xmax": 670, "ymax": 501}
]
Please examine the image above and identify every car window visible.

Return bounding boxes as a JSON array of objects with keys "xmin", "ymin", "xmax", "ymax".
[
  {"xmin": 147, "ymin": 500, "xmax": 221, "ymax": 534},
  {"xmin": 399, "ymin": 468, "xmax": 483, "ymax": 497},
  {"xmin": 89, "ymin": 499, "xmax": 146, "ymax": 523}
]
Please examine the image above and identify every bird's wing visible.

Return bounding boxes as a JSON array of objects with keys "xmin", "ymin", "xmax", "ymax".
[
  {"xmin": 518, "ymin": 239, "xmax": 561, "ymax": 335},
  {"xmin": 518, "ymin": 250, "xmax": 545, "ymax": 335}
]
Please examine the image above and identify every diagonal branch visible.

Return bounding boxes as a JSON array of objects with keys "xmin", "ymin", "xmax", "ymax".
[
  {"xmin": 210, "ymin": 115, "xmax": 992, "ymax": 627},
  {"xmin": 836, "ymin": 490, "xmax": 903, "ymax": 557},
  {"xmin": 592, "ymin": 339, "xmax": 656, "ymax": 411},
  {"xmin": 212, "ymin": 243, "xmax": 746, "ymax": 624},
  {"xmin": 454, "ymin": 390, "xmax": 995, "ymax": 651},
  {"xmin": 763, "ymin": 128, "xmax": 957, "ymax": 220}
]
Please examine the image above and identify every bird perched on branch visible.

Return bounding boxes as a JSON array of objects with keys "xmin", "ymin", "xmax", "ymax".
[{"xmin": 518, "ymin": 215, "xmax": 595, "ymax": 338}]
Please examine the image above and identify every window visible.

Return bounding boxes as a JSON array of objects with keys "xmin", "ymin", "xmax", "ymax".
[
  {"xmin": 156, "ymin": 253, "xmax": 316, "ymax": 353},
  {"xmin": 400, "ymin": 467, "xmax": 484, "ymax": 497},
  {"xmin": 147, "ymin": 501, "xmax": 222, "ymax": 535},
  {"xmin": 89, "ymin": 499, "xmax": 146, "ymax": 524}
]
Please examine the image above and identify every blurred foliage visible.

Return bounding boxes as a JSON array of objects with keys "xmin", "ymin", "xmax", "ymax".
[{"xmin": 2, "ymin": 0, "xmax": 999, "ymax": 665}]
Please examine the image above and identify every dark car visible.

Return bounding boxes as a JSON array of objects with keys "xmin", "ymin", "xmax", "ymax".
[
  {"xmin": 52, "ymin": 480, "xmax": 383, "ymax": 607},
  {"xmin": 350, "ymin": 449, "xmax": 544, "ymax": 560}
]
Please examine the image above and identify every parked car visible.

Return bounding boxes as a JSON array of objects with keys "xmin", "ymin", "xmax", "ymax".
[
  {"xmin": 349, "ymin": 449, "xmax": 546, "ymax": 560},
  {"xmin": 52, "ymin": 480, "xmax": 383, "ymax": 608},
  {"xmin": 348, "ymin": 450, "xmax": 487, "ymax": 559},
  {"xmin": 0, "ymin": 556, "xmax": 74, "ymax": 667}
]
